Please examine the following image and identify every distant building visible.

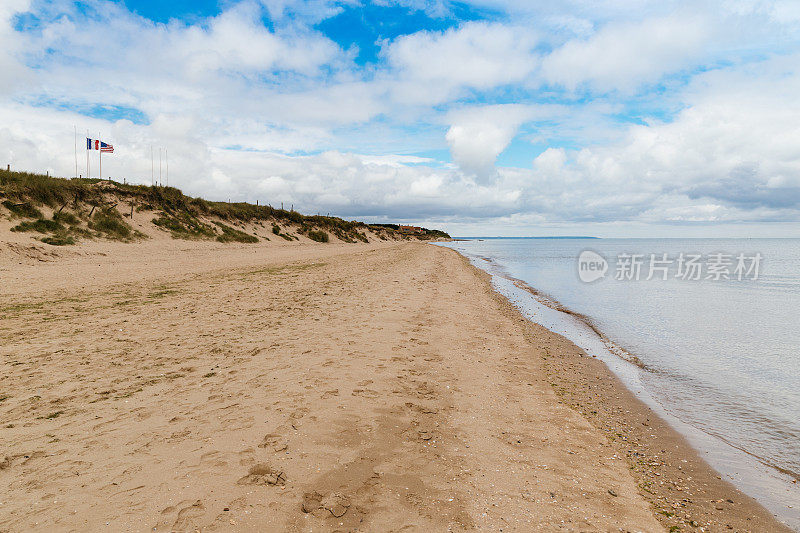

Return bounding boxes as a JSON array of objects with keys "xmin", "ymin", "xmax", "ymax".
[{"xmin": 399, "ymin": 225, "xmax": 424, "ymax": 235}]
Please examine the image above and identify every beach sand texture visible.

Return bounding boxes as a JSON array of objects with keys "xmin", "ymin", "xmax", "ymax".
[{"xmin": 0, "ymin": 240, "xmax": 788, "ymax": 531}]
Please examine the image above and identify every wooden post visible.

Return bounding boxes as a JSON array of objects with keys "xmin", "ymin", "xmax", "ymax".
[{"xmin": 130, "ymin": 202, "xmax": 134, "ymax": 219}]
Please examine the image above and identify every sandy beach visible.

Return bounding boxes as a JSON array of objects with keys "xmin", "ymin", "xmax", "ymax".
[{"xmin": 0, "ymin": 239, "xmax": 789, "ymax": 531}]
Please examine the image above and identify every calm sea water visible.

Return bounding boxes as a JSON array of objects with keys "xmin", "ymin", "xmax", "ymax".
[{"xmin": 439, "ymin": 238, "xmax": 800, "ymax": 527}]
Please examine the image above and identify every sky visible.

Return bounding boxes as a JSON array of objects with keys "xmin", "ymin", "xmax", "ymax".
[{"xmin": 2, "ymin": 0, "xmax": 800, "ymax": 237}]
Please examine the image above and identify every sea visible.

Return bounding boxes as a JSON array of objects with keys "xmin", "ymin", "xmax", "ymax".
[{"xmin": 437, "ymin": 238, "xmax": 800, "ymax": 529}]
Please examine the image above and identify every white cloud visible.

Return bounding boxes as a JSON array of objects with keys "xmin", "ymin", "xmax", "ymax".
[
  {"xmin": 445, "ymin": 104, "xmax": 543, "ymax": 178},
  {"xmin": 541, "ymin": 14, "xmax": 710, "ymax": 92},
  {"xmin": 258, "ymin": 0, "xmax": 353, "ymax": 24},
  {"xmin": 0, "ymin": 0, "xmax": 32, "ymax": 95},
  {"xmin": 384, "ymin": 21, "xmax": 539, "ymax": 104}
]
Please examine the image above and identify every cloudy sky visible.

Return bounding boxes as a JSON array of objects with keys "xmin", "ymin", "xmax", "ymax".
[{"xmin": 2, "ymin": 0, "xmax": 800, "ymax": 236}]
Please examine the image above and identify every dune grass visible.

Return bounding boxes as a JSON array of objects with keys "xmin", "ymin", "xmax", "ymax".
[
  {"xmin": 2, "ymin": 200, "xmax": 43, "ymax": 219},
  {"xmin": 11, "ymin": 218, "xmax": 63, "ymax": 233},
  {"xmin": 41, "ymin": 234, "xmax": 76, "ymax": 246},
  {"xmin": 306, "ymin": 229, "xmax": 329, "ymax": 243},
  {"xmin": 89, "ymin": 209, "xmax": 133, "ymax": 240},
  {"xmin": 214, "ymin": 222, "xmax": 259, "ymax": 243}
]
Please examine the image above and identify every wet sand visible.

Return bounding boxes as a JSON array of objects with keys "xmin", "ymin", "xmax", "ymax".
[{"xmin": 0, "ymin": 240, "xmax": 788, "ymax": 531}]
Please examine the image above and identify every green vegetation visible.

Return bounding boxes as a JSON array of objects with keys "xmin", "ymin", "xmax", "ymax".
[
  {"xmin": 53, "ymin": 211, "xmax": 80, "ymax": 225},
  {"xmin": 370, "ymin": 223, "xmax": 449, "ymax": 239},
  {"xmin": 11, "ymin": 218, "xmax": 62, "ymax": 233},
  {"xmin": 272, "ymin": 223, "xmax": 296, "ymax": 241},
  {"xmin": 152, "ymin": 213, "xmax": 216, "ymax": 239},
  {"xmin": 41, "ymin": 234, "xmax": 76, "ymax": 246},
  {"xmin": 214, "ymin": 222, "xmax": 259, "ymax": 243},
  {"xmin": 8, "ymin": 210, "xmax": 95, "ymax": 246},
  {"xmin": 2, "ymin": 199, "xmax": 43, "ymax": 219},
  {"xmin": 89, "ymin": 208, "xmax": 133, "ymax": 240},
  {"xmin": 306, "ymin": 229, "xmax": 329, "ymax": 243}
]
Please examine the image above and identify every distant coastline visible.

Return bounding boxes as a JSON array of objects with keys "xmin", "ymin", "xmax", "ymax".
[{"xmin": 455, "ymin": 236, "xmax": 599, "ymax": 240}]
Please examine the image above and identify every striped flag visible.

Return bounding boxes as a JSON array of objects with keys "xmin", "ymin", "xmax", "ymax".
[{"xmin": 86, "ymin": 138, "xmax": 114, "ymax": 153}]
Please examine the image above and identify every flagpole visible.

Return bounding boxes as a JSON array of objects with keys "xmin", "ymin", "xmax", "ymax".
[
  {"xmin": 159, "ymin": 147, "xmax": 162, "ymax": 186},
  {"xmin": 73, "ymin": 126, "xmax": 78, "ymax": 179},
  {"xmin": 151, "ymin": 145, "xmax": 154, "ymax": 186},
  {"xmin": 86, "ymin": 130, "xmax": 90, "ymax": 178},
  {"xmin": 166, "ymin": 148, "xmax": 168, "ymax": 187},
  {"xmin": 98, "ymin": 132, "xmax": 102, "ymax": 181}
]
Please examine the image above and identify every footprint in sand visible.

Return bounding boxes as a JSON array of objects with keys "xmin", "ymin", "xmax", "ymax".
[
  {"xmin": 157, "ymin": 499, "xmax": 205, "ymax": 531},
  {"xmin": 258, "ymin": 433, "xmax": 288, "ymax": 452},
  {"xmin": 237, "ymin": 463, "xmax": 286, "ymax": 486},
  {"xmin": 302, "ymin": 491, "xmax": 351, "ymax": 517},
  {"xmin": 290, "ymin": 407, "xmax": 308, "ymax": 419},
  {"xmin": 198, "ymin": 450, "xmax": 228, "ymax": 468}
]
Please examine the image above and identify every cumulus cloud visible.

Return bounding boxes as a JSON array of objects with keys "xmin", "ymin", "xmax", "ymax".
[
  {"xmin": 541, "ymin": 14, "xmax": 710, "ymax": 92},
  {"xmin": 384, "ymin": 21, "xmax": 539, "ymax": 104},
  {"xmin": 521, "ymin": 54, "xmax": 800, "ymax": 222},
  {"xmin": 445, "ymin": 105, "xmax": 548, "ymax": 179}
]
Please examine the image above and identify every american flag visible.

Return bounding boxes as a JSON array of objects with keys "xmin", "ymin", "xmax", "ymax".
[{"xmin": 100, "ymin": 141, "xmax": 114, "ymax": 153}]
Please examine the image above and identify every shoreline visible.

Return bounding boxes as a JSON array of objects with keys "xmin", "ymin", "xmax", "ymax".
[
  {"xmin": 444, "ymin": 244, "xmax": 795, "ymax": 531},
  {"xmin": 475, "ymin": 252, "xmax": 800, "ymax": 482}
]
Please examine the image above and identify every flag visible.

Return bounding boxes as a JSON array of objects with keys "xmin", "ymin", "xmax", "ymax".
[{"xmin": 86, "ymin": 138, "xmax": 114, "ymax": 153}]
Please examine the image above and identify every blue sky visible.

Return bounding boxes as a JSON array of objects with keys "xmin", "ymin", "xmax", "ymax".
[
  {"xmin": 2, "ymin": 0, "xmax": 800, "ymax": 236},
  {"xmin": 123, "ymin": 0, "xmax": 223, "ymax": 22}
]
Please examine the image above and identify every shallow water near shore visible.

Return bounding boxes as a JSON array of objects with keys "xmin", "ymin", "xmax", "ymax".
[{"xmin": 438, "ymin": 238, "xmax": 800, "ymax": 529}]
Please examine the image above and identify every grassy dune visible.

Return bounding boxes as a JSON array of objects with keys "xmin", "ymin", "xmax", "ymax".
[{"xmin": 0, "ymin": 169, "xmax": 449, "ymax": 245}]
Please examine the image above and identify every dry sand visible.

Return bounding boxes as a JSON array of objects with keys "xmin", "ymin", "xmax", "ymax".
[{"xmin": 0, "ymin": 239, "xmax": 787, "ymax": 531}]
